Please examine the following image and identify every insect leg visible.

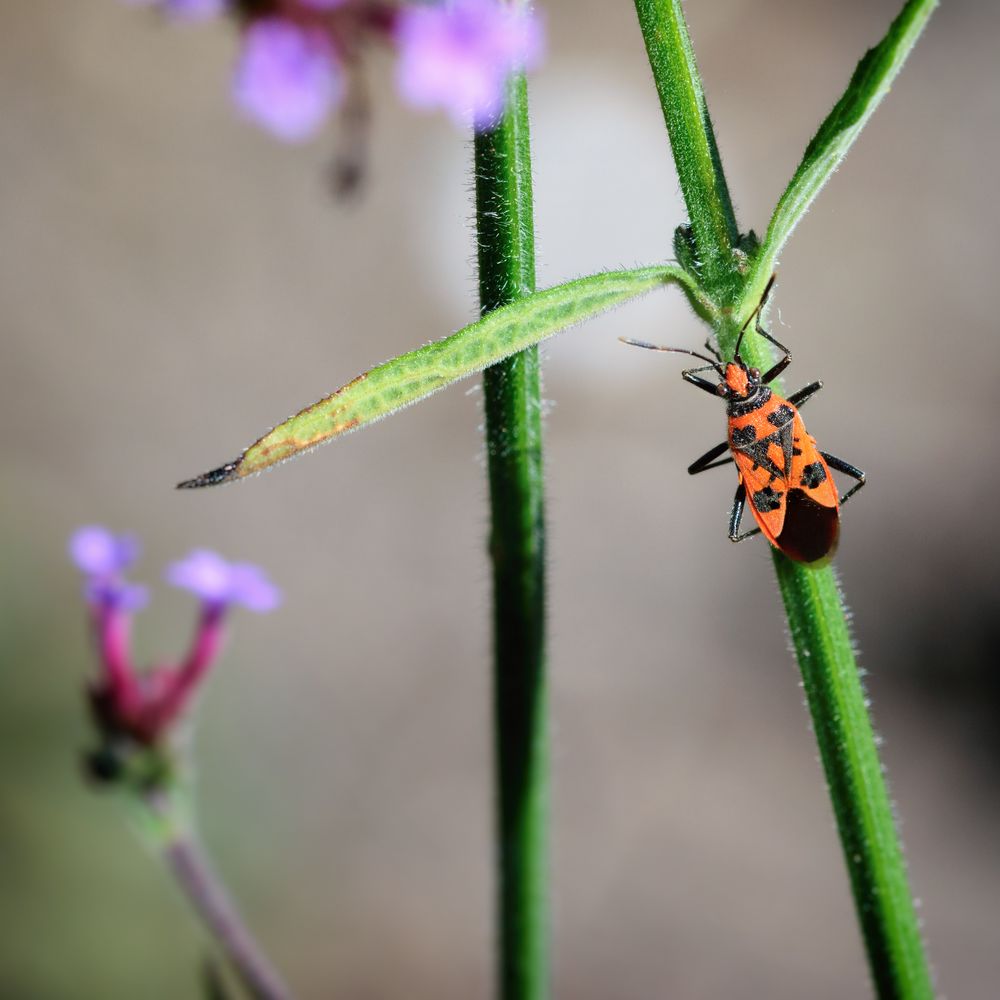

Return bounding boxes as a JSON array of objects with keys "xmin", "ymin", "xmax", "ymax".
[
  {"xmin": 735, "ymin": 276, "xmax": 793, "ymax": 382},
  {"xmin": 688, "ymin": 440, "xmax": 732, "ymax": 475},
  {"xmin": 746, "ymin": 275, "xmax": 797, "ymax": 383},
  {"xmin": 728, "ymin": 483, "xmax": 762, "ymax": 542},
  {"xmin": 821, "ymin": 451, "xmax": 867, "ymax": 505},
  {"xmin": 785, "ymin": 380, "xmax": 823, "ymax": 409},
  {"xmin": 757, "ymin": 327, "xmax": 793, "ymax": 384},
  {"xmin": 744, "ymin": 274, "xmax": 777, "ymax": 334},
  {"xmin": 682, "ymin": 369, "xmax": 724, "ymax": 396}
]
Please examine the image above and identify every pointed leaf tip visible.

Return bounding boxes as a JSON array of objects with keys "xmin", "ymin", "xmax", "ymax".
[
  {"xmin": 176, "ymin": 459, "xmax": 243, "ymax": 490},
  {"xmin": 174, "ymin": 266, "xmax": 706, "ymax": 485}
]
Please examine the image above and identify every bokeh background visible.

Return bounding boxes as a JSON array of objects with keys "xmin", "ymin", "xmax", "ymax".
[{"xmin": 2, "ymin": 0, "xmax": 998, "ymax": 996}]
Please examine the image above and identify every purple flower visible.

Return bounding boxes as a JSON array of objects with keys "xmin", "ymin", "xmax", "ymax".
[
  {"xmin": 395, "ymin": 0, "xmax": 544, "ymax": 129},
  {"xmin": 70, "ymin": 525, "xmax": 139, "ymax": 577},
  {"xmin": 70, "ymin": 529, "xmax": 279, "ymax": 748},
  {"xmin": 167, "ymin": 549, "xmax": 281, "ymax": 612},
  {"xmin": 70, "ymin": 526, "xmax": 149, "ymax": 611},
  {"xmin": 124, "ymin": 0, "xmax": 225, "ymax": 21},
  {"xmin": 232, "ymin": 18, "xmax": 344, "ymax": 142}
]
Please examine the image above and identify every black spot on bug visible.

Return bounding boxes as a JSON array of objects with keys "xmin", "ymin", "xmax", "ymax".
[
  {"xmin": 800, "ymin": 462, "xmax": 827, "ymax": 489},
  {"xmin": 792, "ymin": 447, "xmax": 803, "ymax": 456},
  {"xmin": 752, "ymin": 485, "xmax": 783, "ymax": 513},
  {"xmin": 731, "ymin": 425, "xmax": 756, "ymax": 448},
  {"xmin": 767, "ymin": 404, "xmax": 794, "ymax": 428}
]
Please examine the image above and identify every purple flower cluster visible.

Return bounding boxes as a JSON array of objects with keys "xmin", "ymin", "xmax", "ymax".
[
  {"xmin": 128, "ymin": 1, "xmax": 544, "ymax": 141},
  {"xmin": 70, "ymin": 526, "xmax": 279, "ymax": 746}
]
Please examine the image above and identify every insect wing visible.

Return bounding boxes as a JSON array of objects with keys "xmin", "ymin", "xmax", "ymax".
[
  {"xmin": 732, "ymin": 448, "xmax": 787, "ymax": 544},
  {"xmin": 788, "ymin": 413, "xmax": 838, "ymax": 509},
  {"xmin": 729, "ymin": 404, "xmax": 795, "ymax": 544},
  {"xmin": 766, "ymin": 412, "xmax": 840, "ymax": 562}
]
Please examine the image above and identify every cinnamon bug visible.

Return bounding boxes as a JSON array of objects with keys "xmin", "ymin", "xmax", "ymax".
[{"xmin": 622, "ymin": 277, "xmax": 865, "ymax": 563}]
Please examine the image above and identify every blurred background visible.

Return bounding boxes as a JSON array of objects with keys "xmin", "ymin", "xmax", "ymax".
[{"xmin": 2, "ymin": 0, "xmax": 998, "ymax": 996}]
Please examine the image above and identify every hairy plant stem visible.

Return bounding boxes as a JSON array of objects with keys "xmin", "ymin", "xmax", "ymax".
[
  {"xmin": 144, "ymin": 791, "xmax": 292, "ymax": 1000},
  {"xmin": 634, "ymin": 1, "xmax": 933, "ymax": 995},
  {"xmin": 473, "ymin": 59, "xmax": 548, "ymax": 1000},
  {"xmin": 633, "ymin": 0, "xmax": 740, "ymax": 299},
  {"xmin": 773, "ymin": 558, "xmax": 933, "ymax": 998}
]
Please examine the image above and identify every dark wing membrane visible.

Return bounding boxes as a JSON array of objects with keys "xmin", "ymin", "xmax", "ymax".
[{"xmin": 775, "ymin": 489, "xmax": 840, "ymax": 563}]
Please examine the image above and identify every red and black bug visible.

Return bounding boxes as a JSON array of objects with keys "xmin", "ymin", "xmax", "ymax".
[{"xmin": 622, "ymin": 277, "xmax": 865, "ymax": 563}]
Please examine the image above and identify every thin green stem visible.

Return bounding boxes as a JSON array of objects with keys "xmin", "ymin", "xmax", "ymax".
[
  {"xmin": 633, "ymin": 0, "xmax": 740, "ymax": 300},
  {"xmin": 473, "ymin": 56, "xmax": 548, "ymax": 1000},
  {"xmin": 774, "ymin": 559, "xmax": 933, "ymax": 998},
  {"xmin": 634, "ymin": 2, "xmax": 934, "ymax": 995}
]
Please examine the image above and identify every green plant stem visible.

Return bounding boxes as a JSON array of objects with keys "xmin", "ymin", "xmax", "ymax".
[
  {"xmin": 634, "ymin": 2, "xmax": 933, "ymax": 995},
  {"xmin": 633, "ymin": 0, "xmax": 740, "ymax": 299},
  {"xmin": 773, "ymin": 559, "xmax": 933, "ymax": 999},
  {"xmin": 143, "ymin": 791, "xmax": 292, "ymax": 1000},
  {"xmin": 473, "ymin": 59, "xmax": 548, "ymax": 1000}
]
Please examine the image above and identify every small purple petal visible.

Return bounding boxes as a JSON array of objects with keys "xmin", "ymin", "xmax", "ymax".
[
  {"xmin": 86, "ymin": 578, "xmax": 150, "ymax": 612},
  {"xmin": 166, "ymin": 549, "xmax": 232, "ymax": 603},
  {"xmin": 227, "ymin": 563, "xmax": 282, "ymax": 613},
  {"xmin": 166, "ymin": 0, "xmax": 226, "ymax": 20},
  {"xmin": 122, "ymin": 0, "xmax": 225, "ymax": 20},
  {"xmin": 69, "ymin": 526, "xmax": 140, "ymax": 577},
  {"xmin": 299, "ymin": 0, "xmax": 351, "ymax": 9},
  {"xmin": 395, "ymin": 0, "xmax": 544, "ymax": 130},
  {"xmin": 232, "ymin": 18, "xmax": 343, "ymax": 142},
  {"xmin": 166, "ymin": 549, "xmax": 280, "ymax": 613}
]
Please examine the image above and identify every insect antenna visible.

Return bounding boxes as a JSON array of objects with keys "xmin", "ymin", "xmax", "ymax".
[{"xmin": 618, "ymin": 338, "xmax": 725, "ymax": 375}]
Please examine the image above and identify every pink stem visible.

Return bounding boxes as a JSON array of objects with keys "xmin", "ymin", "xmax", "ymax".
[
  {"xmin": 150, "ymin": 604, "xmax": 228, "ymax": 731},
  {"xmin": 146, "ymin": 793, "xmax": 293, "ymax": 1000},
  {"xmin": 95, "ymin": 605, "xmax": 140, "ymax": 714}
]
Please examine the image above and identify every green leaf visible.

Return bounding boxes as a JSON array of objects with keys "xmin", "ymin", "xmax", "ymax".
[
  {"xmin": 746, "ymin": 0, "xmax": 937, "ymax": 306},
  {"xmin": 177, "ymin": 266, "xmax": 708, "ymax": 488}
]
